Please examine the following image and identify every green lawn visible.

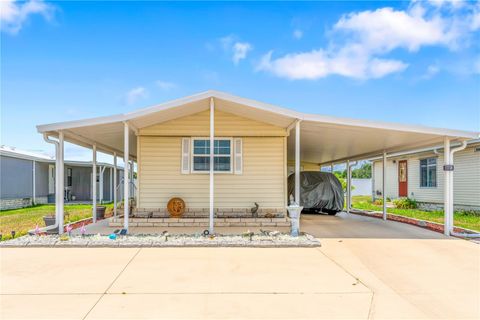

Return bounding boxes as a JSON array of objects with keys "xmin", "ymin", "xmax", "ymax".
[
  {"xmin": 351, "ymin": 196, "xmax": 480, "ymax": 232},
  {"xmin": 0, "ymin": 203, "xmax": 114, "ymax": 241}
]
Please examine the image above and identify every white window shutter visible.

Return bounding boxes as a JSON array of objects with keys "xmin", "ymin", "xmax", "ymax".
[
  {"xmin": 234, "ymin": 138, "xmax": 243, "ymax": 174},
  {"xmin": 181, "ymin": 138, "xmax": 191, "ymax": 174}
]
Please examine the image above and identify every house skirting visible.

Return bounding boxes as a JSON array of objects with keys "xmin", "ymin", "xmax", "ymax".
[
  {"xmin": 417, "ymin": 202, "xmax": 480, "ymax": 212},
  {"xmin": 0, "ymin": 196, "xmax": 48, "ymax": 210},
  {"xmin": 133, "ymin": 207, "xmax": 286, "ymax": 218},
  {"xmin": 109, "ymin": 217, "xmax": 291, "ymax": 228}
]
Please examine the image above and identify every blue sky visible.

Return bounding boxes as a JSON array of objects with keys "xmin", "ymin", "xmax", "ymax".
[{"xmin": 1, "ymin": 0, "xmax": 479, "ymax": 163}]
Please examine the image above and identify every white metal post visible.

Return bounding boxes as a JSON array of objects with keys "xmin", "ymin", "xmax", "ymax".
[
  {"xmin": 92, "ymin": 144, "xmax": 97, "ymax": 223},
  {"xmin": 371, "ymin": 161, "xmax": 376, "ymax": 202},
  {"xmin": 209, "ymin": 97, "xmax": 215, "ymax": 234},
  {"xmin": 443, "ymin": 137, "xmax": 451, "ymax": 235},
  {"xmin": 124, "ymin": 122, "xmax": 130, "ymax": 231},
  {"xmin": 295, "ymin": 120, "xmax": 301, "ymax": 204},
  {"xmin": 99, "ymin": 166, "xmax": 104, "ymax": 204},
  {"xmin": 130, "ymin": 161, "xmax": 134, "ymax": 199},
  {"xmin": 382, "ymin": 151, "xmax": 387, "ymax": 220},
  {"xmin": 32, "ymin": 160, "xmax": 36, "ymax": 205},
  {"xmin": 346, "ymin": 160, "xmax": 351, "ymax": 213},
  {"xmin": 330, "ymin": 163, "xmax": 334, "ymax": 173},
  {"xmin": 113, "ymin": 153, "xmax": 117, "ymax": 217},
  {"xmin": 58, "ymin": 131, "xmax": 65, "ymax": 234},
  {"xmin": 109, "ymin": 167, "xmax": 113, "ymax": 202}
]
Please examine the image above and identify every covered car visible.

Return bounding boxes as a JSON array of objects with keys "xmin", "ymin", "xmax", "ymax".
[{"xmin": 287, "ymin": 171, "xmax": 344, "ymax": 215}]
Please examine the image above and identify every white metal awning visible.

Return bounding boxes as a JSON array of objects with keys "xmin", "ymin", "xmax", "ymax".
[{"xmin": 37, "ymin": 90, "xmax": 479, "ymax": 163}]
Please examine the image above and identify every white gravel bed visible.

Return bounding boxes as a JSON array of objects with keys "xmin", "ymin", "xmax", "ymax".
[{"xmin": 0, "ymin": 232, "xmax": 320, "ymax": 248}]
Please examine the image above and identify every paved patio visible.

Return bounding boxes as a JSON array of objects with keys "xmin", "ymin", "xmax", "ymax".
[{"xmin": 1, "ymin": 213, "xmax": 479, "ymax": 319}]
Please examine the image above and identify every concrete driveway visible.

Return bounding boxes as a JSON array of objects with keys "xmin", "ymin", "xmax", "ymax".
[{"xmin": 1, "ymin": 213, "xmax": 479, "ymax": 319}]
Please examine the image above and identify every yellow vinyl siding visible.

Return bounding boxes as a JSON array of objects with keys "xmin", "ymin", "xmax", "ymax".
[
  {"xmin": 140, "ymin": 109, "xmax": 287, "ymax": 137},
  {"xmin": 138, "ymin": 136, "xmax": 286, "ymax": 209}
]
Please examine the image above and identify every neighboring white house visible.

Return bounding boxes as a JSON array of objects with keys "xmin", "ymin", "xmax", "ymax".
[{"xmin": 372, "ymin": 139, "xmax": 480, "ymax": 211}]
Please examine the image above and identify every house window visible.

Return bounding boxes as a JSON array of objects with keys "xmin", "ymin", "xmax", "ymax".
[
  {"xmin": 67, "ymin": 168, "xmax": 73, "ymax": 187},
  {"xmin": 420, "ymin": 158, "xmax": 437, "ymax": 187},
  {"xmin": 192, "ymin": 138, "xmax": 232, "ymax": 172}
]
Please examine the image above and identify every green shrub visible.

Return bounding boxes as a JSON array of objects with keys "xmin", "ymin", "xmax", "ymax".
[
  {"xmin": 393, "ymin": 197, "xmax": 417, "ymax": 209},
  {"xmin": 373, "ymin": 199, "xmax": 383, "ymax": 206}
]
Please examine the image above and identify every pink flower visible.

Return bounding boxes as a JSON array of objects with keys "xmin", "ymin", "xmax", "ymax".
[{"xmin": 80, "ymin": 224, "xmax": 87, "ymax": 235}]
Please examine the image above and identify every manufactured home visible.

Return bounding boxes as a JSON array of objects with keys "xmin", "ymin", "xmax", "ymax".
[
  {"xmin": 36, "ymin": 91, "xmax": 478, "ymax": 236},
  {"xmin": 372, "ymin": 140, "xmax": 480, "ymax": 211},
  {"xmin": 0, "ymin": 146, "xmax": 128, "ymax": 210}
]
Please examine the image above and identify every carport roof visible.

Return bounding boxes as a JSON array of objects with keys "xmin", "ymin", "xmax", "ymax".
[{"xmin": 37, "ymin": 90, "xmax": 479, "ymax": 164}]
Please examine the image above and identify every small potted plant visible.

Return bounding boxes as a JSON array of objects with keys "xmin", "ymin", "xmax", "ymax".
[
  {"xmin": 43, "ymin": 215, "xmax": 56, "ymax": 227},
  {"xmin": 96, "ymin": 206, "xmax": 106, "ymax": 219}
]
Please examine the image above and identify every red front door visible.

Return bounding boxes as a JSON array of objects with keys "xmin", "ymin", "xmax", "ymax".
[{"xmin": 398, "ymin": 160, "xmax": 408, "ymax": 197}]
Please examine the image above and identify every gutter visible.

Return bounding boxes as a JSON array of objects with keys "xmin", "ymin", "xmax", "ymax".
[
  {"xmin": 35, "ymin": 133, "xmax": 61, "ymax": 234},
  {"xmin": 446, "ymin": 141, "xmax": 480, "ymax": 238}
]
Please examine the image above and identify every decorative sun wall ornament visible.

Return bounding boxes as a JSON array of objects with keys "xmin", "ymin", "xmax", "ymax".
[{"xmin": 167, "ymin": 197, "xmax": 185, "ymax": 217}]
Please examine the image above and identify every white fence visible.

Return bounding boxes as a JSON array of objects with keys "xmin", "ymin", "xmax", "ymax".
[{"xmin": 352, "ymin": 178, "xmax": 372, "ymax": 196}]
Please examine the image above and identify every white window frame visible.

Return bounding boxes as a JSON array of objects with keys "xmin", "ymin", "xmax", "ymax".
[
  {"xmin": 419, "ymin": 157, "xmax": 437, "ymax": 188},
  {"xmin": 190, "ymin": 137, "xmax": 233, "ymax": 174}
]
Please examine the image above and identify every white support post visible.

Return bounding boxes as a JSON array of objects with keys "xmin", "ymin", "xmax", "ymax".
[
  {"xmin": 130, "ymin": 161, "xmax": 134, "ymax": 199},
  {"xmin": 209, "ymin": 97, "xmax": 215, "ymax": 234},
  {"xmin": 124, "ymin": 122, "xmax": 130, "ymax": 232},
  {"xmin": 346, "ymin": 160, "xmax": 351, "ymax": 213},
  {"xmin": 58, "ymin": 131, "xmax": 65, "ymax": 234},
  {"xmin": 92, "ymin": 145, "xmax": 97, "ymax": 223},
  {"xmin": 109, "ymin": 167, "xmax": 113, "ymax": 202},
  {"xmin": 371, "ymin": 161, "xmax": 376, "ymax": 202},
  {"xmin": 295, "ymin": 120, "xmax": 301, "ymax": 204},
  {"xmin": 113, "ymin": 153, "xmax": 117, "ymax": 217},
  {"xmin": 330, "ymin": 163, "xmax": 334, "ymax": 173},
  {"xmin": 382, "ymin": 151, "xmax": 387, "ymax": 220},
  {"xmin": 99, "ymin": 166, "xmax": 104, "ymax": 204},
  {"xmin": 443, "ymin": 137, "xmax": 451, "ymax": 235},
  {"xmin": 32, "ymin": 160, "xmax": 36, "ymax": 205}
]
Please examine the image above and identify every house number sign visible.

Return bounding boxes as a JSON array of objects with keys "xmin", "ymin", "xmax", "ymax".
[{"xmin": 443, "ymin": 165, "xmax": 454, "ymax": 171}]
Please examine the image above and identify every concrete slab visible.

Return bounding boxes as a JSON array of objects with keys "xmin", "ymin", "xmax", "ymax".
[
  {"xmin": 308, "ymin": 214, "xmax": 480, "ymax": 319},
  {"xmin": 1, "ymin": 213, "xmax": 479, "ymax": 319},
  {"xmin": 0, "ymin": 294, "xmax": 101, "ymax": 320},
  {"xmin": 86, "ymin": 292, "xmax": 372, "ymax": 319},
  {"xmin": 0, "ymin": 248, "xmax": 139, "ymax": 294},
  {"xmin": 301, "ymin": 212, "xmax": 447, "ymax": 239},
  {"xmin": 108, "ymin": 248, "xmax": 369, "ymax": 294}
]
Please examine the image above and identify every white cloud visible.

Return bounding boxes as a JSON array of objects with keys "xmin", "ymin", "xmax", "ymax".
[
  {"xmin": 125, "ymin": 87, "xmax": 148, "ymax": 105},
  {"xmin": 155, "ymin": 81, "xmax": 176, "ymax": 90},
  {"xmin": 0, "ymin": 0, "xmax": 54, "ymax": 34},
  {"xmin": 334, "ymin": 7, "xmax": 452, "ymax": 52},
  {"xmin": 232, "ymin": 42, "xmax": 252, "ymax": 64},
  {"xmin": 258, "ymin": 48, "xmax": 407, "ymax": 80},
  {"xmin": 293, "ymin": 29, "xmax": 303, "ymax": 39},
  {"xmin": 257, "ymin": 1, "xmax": 479, "ymax": 80},
  {"xmin": 219, "ymin": 35, "xmax": 252, "ymax": 65}
]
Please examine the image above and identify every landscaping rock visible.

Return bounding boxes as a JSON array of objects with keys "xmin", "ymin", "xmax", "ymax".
[{"xmin": 0, "ymin": 232, "xmax": 321, "ymax": 248}]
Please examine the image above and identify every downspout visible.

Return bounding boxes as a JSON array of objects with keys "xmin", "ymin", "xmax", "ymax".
[
  {"xmin": 448, "ymin": 141, "xmax": 479, "ymax": 238},
  {"xmin": 30, "ymin": 133, "xmax": 61, "ymax": 234}
]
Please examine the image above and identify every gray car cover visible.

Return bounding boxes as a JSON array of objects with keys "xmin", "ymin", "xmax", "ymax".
[{"xmin": 288, "ymin": 171, "xmax": 344, "ymax": 212}]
